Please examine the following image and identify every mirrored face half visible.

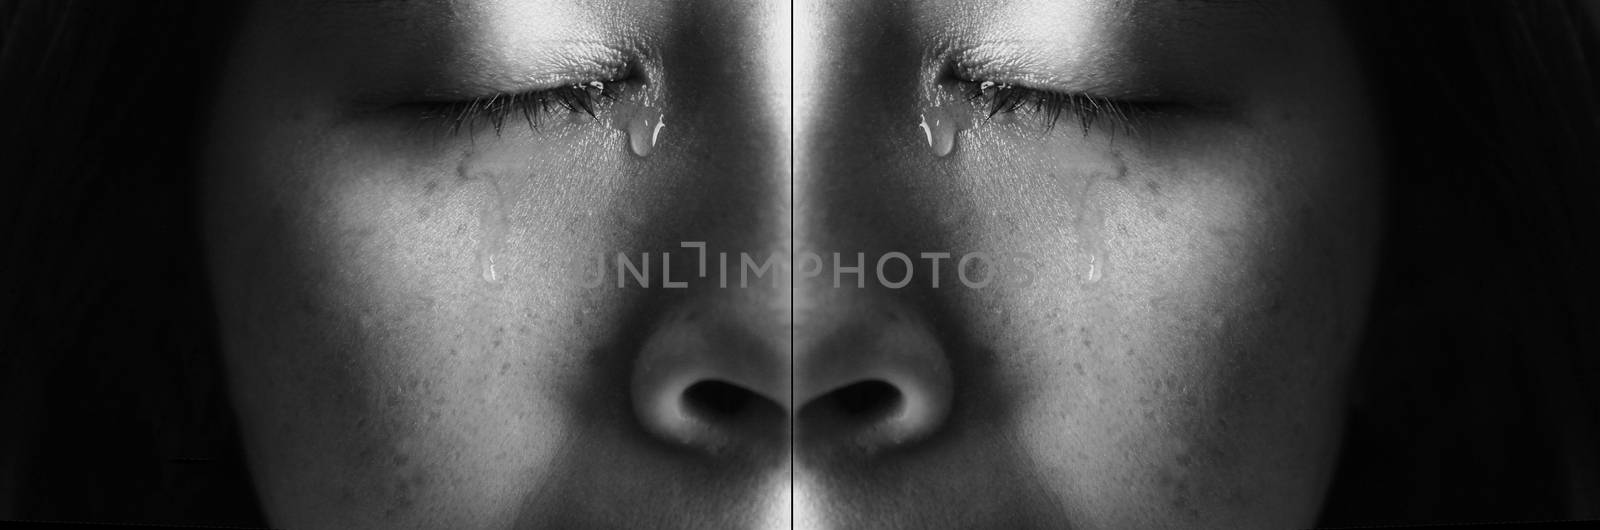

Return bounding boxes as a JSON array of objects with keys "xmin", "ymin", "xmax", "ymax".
[
  {"xmin": 203, "ymin": 0, "xmax": 1382, "ymax": 528},
  {"xmin": 202, "ymin": 0, "xmax": 792, "ymax": 527},
  {"xmin": 792, "ymin": 0, "xmax": 1382, "ymax": 527}
]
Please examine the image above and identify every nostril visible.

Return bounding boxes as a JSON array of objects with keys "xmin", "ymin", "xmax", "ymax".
[
  {"xmin": 816, "ymin": 380, "xmax": 901, "ymax": 420},
  {"xmin": 629, "ymin": 304, "xmax": 790, "ymax": 452},
  {"xmin": 673, "ymin": 379, "xmax": 787, "ymax": 439},
  {"xmin": 799, "ymin": 379, "xmax": 937, "ymax": 448},
  {"xmin": 683, "ymin": 380, "xmax": 759, "ymax": 417},
  {"xmin": 795, "ymin": 311, "xmax": 953, "ymax": 451}
]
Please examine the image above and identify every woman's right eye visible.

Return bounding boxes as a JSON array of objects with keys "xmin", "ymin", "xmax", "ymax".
[{"xmin": 410, "ymin": 80, "xmax": 621, "ymax": 137}]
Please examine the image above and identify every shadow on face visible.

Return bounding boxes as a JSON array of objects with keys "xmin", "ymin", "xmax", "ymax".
[
  {"xmin": 202, "ymin": 0, "xmax": 1381, "ymax": 528},
  {"xmin": 792, "ymin": 0, "xmax": 1383, "ymax": 527}
]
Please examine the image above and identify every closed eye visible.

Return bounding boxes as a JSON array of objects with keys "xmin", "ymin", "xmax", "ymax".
[
  {"xmin": 409, "ymin": 80, "xmax": 621, "ymax": 138},
  {"xmin": 962, "ymin": 80, "xmax": 1171, "ymax": 138}
]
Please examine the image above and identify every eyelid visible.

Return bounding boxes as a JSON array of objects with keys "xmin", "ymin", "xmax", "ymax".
[
  {"xmin": 960, "ymin": 79, "xmax": 1168, "ymax": 137},
  {"xmin": 409, "ymin": 79, "xmax": 622, "ymax": 138},
  {"xmin": 406, "ymin": 45, "xmax": 638, "ymax": 97},
  {"xmin": 940, "ymin": 45, "xmax": 1224, "ymax": 107},
  {"xmin": 405, "ymin": 55, "xmax": 640, "ymax": 138}
]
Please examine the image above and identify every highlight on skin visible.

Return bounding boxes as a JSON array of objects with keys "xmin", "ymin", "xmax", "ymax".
[
  {"xmin": 201, "ymin": 0, "xmax": 1381, "ymax": 528},
  {"xmin": 793, "ymin": 0, "xmax": 1381, "ymax": 527}
]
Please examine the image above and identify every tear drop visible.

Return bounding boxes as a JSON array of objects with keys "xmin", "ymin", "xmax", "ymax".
[
  {"xmin": 918, "ymin": 106, "xmax": 974, "ymax": 157},
  {"xmin": 611, "ymin": 103, "xmax": 665, "ymax": 157}
]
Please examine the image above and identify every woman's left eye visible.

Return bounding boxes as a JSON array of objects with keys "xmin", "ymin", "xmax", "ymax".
[
  {"xmin": 414, "ymin": 80, "xmax": 620, "ymax": 137},
  {"xmin": 962, "ymin": 80, "xmax": 1154, "ymax": 136}
]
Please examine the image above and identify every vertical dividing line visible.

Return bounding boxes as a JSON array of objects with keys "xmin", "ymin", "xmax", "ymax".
[
  {"xmin": 790, "ymin": 5, "xmax": 796, "ymax": 530},
  {"xmin": 787, "ymin": 0, "xmax": 796, "ymax": 525}
]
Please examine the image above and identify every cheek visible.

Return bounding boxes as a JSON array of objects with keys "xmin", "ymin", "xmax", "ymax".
[
  {"xmin": 201, "ymin": 108, "xmax": 628, "ymax": 527},
  {"xmin": 933, "ymin": 101, "xmax": 1381, "ymax": 526}
]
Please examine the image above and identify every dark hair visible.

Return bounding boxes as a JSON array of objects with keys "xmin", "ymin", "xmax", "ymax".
[
  {"xmin": 1320, "ymin": 0, "xmax": 1600, "ymax": 525},
  {"xmin": 0, "ymin": 0, "xmax": 262, "ymax": 525},
  {"xmin": 1, "ymin": 0, "xmax": 1596, "ymax": 526}
]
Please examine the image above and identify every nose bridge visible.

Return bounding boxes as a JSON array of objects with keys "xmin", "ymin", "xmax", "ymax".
[
  {"xmin": 614, "ymin": 0, "xmax": 800, "ymax": 457},
  {"xmin": 792, "ymin": 0, "xmax": 930, "ymax": 255},
  {"xmin": 793, "ymin": 0, "xmax": 917, "ymax": 162},
  {"xmin": 629, "ymin": 0, "xmax": 959, "ymax": 459},
  {"xmin": 663, "ymin": 0, "xmax": 790, "ymax": 160},
  {"xmin": 788, "ymin": 0, "xmax": 964, "ymax": 457},
  {"xmin": 630, "ymin": 0, "xmax": 793, "ymax": 317},
  {"xmin": 791, "ymin": 0, "xmax": 924, "ymax": 375}
]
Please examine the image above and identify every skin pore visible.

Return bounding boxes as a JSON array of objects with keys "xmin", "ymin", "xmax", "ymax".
[
  {"xmin": 203, "ymin": 0, "xmax": 1381, "ymax": 528},
  {"xmin": 794, "ymin": 0, "xmax": 1381, "ymax": 527},
  {"xmin": 203, "ymin": 0, "xmax": 790, "ymax": 527}
]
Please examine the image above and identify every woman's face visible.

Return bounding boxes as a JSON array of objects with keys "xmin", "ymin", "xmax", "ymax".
[{"xmin": 202, "ymin": 0, "xmax": 1381, "ymax": 528}]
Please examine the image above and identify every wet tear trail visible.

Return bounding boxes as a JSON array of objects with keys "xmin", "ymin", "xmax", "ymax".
[
  {"xmin": 918, "ymin": 99, "xmax": 1129, "ymax": 285},
  {"xmin": 611, "ymin": 103, "xmax": 666, "ymax": 158},
  {"xmin": 451, "ymin": 96, "xmax": 671, "ymax": 285}
]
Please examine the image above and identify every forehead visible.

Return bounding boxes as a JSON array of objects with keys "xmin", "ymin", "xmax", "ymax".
[
  {"xmin": 911, "ymin": 0, "xmax": 1282, "ymax": 26},
  {"xmin": 284, "ymin": 0, "xmax": 1285, "ymax": 26},
  {"xmin": 264, "ymin": 0, "xmax": 1308, "ymax": 67},
  {"xmin": 794, "ymin": 0, "xmax": 1312, "ymax": 78},
  {"xmin": 906, "ymin": 0, "xmax": 1295, "ymax": 58}
]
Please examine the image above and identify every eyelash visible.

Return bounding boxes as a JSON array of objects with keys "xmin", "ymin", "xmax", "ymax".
[
  {"xmin": 963, "ymin": 81, "xmax": 1147, "ymax": 136},
  {"xmin": 418, "ymin": 82, "xmax": 619, "ymax": 137},
  {"xmin": 412, "ymin": 79, "xmax": 1146, "ymax": 138}
]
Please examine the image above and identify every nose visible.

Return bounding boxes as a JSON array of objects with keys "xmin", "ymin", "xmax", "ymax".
[
  {"xmin": 631, "ymin": 298, "xmax": 791, "ymax": 453},
  {"xmin": 794, "ymin": 293, "xmax": 953, "ymax": 452},
  {"xmin": 631, "ymin": 290, "xmax": 955, "ymax": 455}
]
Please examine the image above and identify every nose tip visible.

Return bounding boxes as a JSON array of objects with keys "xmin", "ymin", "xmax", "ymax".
[
  {"xmin": 796, "ymin": 305, "xmax": 953, "ymax": 452},
  {"xmin": 631, "ymin": 305, "xmax": 790, "ymax": 452},
  {"xmin": 632, "ymin": 297, "xmax": 954, "ymax": 454}
]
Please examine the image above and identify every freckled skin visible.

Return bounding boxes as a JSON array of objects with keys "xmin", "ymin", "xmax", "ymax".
[
  {"xmin": 796, "ymin": 0, "xmax": 1381, "ymax": 528},
  {"xmin": 207, "ymin": 0, "xmax": 1380, "ymax": 528},
  {"xmin": 203, "ymin": 0, "xmax": 790, "ymax": 528}
]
